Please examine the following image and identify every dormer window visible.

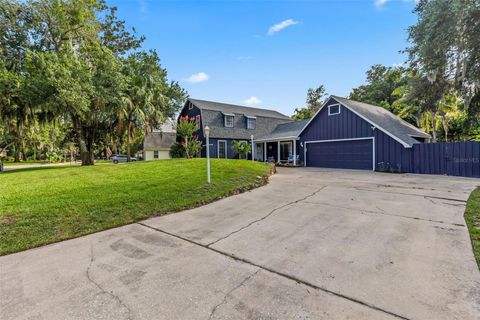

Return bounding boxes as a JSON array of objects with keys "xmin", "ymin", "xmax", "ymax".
[
  {"xmin": 224, "ymin": 114, "xmax": 234, "ymax": 127},
  {"xmin": 328, "ymin": 104, "xmax": 341, "ymax": 115},
  {"xmin": 246, "ymin": 116, "xmax": 256, "ymax": 129}
]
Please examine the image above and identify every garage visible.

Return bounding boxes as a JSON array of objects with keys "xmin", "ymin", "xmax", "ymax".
[{"xmin": 305, "ymin": 139, "xmax": 373, "ymax": 170}]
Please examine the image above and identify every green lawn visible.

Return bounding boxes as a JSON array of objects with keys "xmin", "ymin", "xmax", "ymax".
[
  {"xmin": 0, "ymin": 159, "xmax": 271, "ymax": 255},
  {"xmin": 465, "ymin": 187, "xmax": 480, "ymax": 269}
]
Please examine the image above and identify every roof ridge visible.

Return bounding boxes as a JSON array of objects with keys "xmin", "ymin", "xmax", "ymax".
[{"xmin": 189, "ymin": 98, "xmax": 289, "ymax": 117}]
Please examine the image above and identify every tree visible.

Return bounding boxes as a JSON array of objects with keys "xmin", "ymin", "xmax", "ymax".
[
  {"xmin": 292, "ymin": 85, "xmax": 328, "ymax": 120},
  {"xmin": 349, "ymin": 64, "xmax": 409, "ymax": 110},
  {"xmin": 232, "ymin": 140, "xmax": 252, "ymax": 159},
  {"xmin": 406, "ymin": 73, "xmax": 450, "ymax": 142},
  {"xmin": 176, "ymin": 116, "xmax": 201, "ymax": 159},
  {"xmin": 120, "ymin": 51, "xmax": 186, "ymax": 161},
  {"xmin": 406, "ymin": 0, "xmax": 480, "ymax": 119}
]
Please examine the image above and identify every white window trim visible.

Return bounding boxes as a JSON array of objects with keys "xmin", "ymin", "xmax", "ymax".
[
  {"xmin": 328, "ymin": 104, "xmax": 341, "ymax": 116},
  {"xmin": 247, "ymin": 117, "xmax": 256, "ymax": 129},
  {"xmin": 303, "ymin": 137, "xmax": 375, "ymax": 171},
  {"xmin": 224, "ymin": 115, "xmax": 234, "ymax": 128},
  {"xmin": 217, "ymin": 140, "xmax": 227, "ymax": 159}
]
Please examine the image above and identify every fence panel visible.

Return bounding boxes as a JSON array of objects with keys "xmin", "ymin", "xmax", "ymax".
[{"xmin": 413, "ymin": 142, "xmax": 480, "ymax": 178}]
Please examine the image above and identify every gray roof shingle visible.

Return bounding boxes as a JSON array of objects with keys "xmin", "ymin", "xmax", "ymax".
[
  {"xmin": 189, "ymin": 99, "xmax": 292, "ymax": 140},
  {"xmin": 143, "ymin": 132, "xmax": 176, "ymax": 150},
  {"xmin": 189, "ymin": 99, "xmax": 291, "ymax": 120},
  {"xmin": 331, "ymin": 96, "xmax": 431, "ymax": 147},
  {"xmin": 256, "ymin": 119, "xmax": 310, "ymax": 140}
]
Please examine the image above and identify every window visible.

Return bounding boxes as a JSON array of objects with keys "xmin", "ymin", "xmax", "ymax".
[
  {"xmin": 188, "ymin": 102, "xmax": 193, "ymax": 110},
  {"xmin": 218, "ymin": 140, "xmax": 227, "ymax": 158},
  {"xmin": 328, "ymin": 104, "xmax": 341, "ymax": 115},
  {"xmin": 247, "ymin": 117, "xmax": 256, "ymax": 129},
  {"xmin": 224, "ymin": 115, "xmax": 234, "ymax": 127},
  {"xmin": 153, "ymin": 150, "xmax": 159, "ymax": 159}
]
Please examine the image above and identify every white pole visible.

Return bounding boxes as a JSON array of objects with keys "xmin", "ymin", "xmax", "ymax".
[
  {"xmin": 251, "ymin": 135, "xmax": 254, "ymax": 162},
  {"xmin": 293, "ymin": 140, "xmax": 296, "ymax": 166},
  {"xmin": 206, "ymin": 135, "xmax": 211, "ymax": 184},
  {"xmin": 277, "ymin": 141, "xmax": 280, "ymax": 163},
  {"xmin": 264, "ymin": 142, "xmax": 267, "ymax": 162}
]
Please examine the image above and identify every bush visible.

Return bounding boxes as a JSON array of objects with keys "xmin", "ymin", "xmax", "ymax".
[
  {"xmin": 232, "ymin": 140, "xmax": 252, "ymax": 159},
  {"xmin": 46, "ymin": 152, "xmax": 63, "ymax": 163},
  {"xmin": 170, "ymin": 142, "xmax": 186, "ymax": 158}
]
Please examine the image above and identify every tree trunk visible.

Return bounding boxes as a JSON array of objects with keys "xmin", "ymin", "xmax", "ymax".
[
  {"xmin": 430, "ymin": 110, "xmax": 437, "ymax": 142},
  {"xmin": 14, "ymin": 145, "xmax": 21, "ymax": 162},
  {"xmin": 73, "ymin": 117, "xmax": 95, "ymax": 166}
]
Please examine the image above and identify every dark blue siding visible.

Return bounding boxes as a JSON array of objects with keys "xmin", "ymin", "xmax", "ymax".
[
  {"xmin": 300, "ymin": 99, "xmax": 373, "ymax": 142},
  {"xmin": 208, "ymin": 138, "xmax": 251, "ymax": 159},
  {"xmin": 413, "ymin": 142, "xmax": 480, "ymax": 178},
  {"xmin": 299, "ymin": 98, "xmax": 412, "ymax": 172},
  {"xmin": 374, "ymin": 130, "xmax": 413, "ymax": 173}
]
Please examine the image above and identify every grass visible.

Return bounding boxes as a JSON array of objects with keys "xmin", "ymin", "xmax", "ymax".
[
  {"xmin": 465, "ymin": 187, "xmax": 480, "ymax": 270},
  {"xmin": 0, "ymin": 159, "xmax": 271, "ymax": 255}
]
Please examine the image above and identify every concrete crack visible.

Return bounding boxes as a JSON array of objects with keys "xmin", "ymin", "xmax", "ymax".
[
  {"xmin": 86, "ymin": 244, "xmax": 133, "ymax": 320},
  {"xmin": 354, "ymin": 187, "xmax": 467, "ymax": 203},
  {"xmin": 137, "ymin": 222, "xmax": 410, "ymax": 320},
  {"xmin": 208, "ymin": 270, "xmax": 260, "ymax": 320},
  {"xmin": 302, "ymin": 201, "xmax": 465, "ymax": 227},
  {"xmin": 206, "ymin": 186, "xmax": 328, "ymax": 247}
]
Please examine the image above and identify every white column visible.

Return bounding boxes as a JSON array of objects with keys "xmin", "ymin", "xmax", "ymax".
[
  {"xmin": 264, "ymin": 142, "xmax": 267, "ymax": 162},
  {"xmin": 277, "ymin": 141, "xmax": 280, "ymax": 162},
  {"xmin": 293, "ymin": 140, "xmax": 296, "ymax": 166}
]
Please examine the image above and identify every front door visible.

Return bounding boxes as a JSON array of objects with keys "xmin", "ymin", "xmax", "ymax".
[{"xmin": 218, "ymin": 140, "xmax": 227, "ymax": 159}]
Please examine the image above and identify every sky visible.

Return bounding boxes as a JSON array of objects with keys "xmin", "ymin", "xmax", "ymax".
[{"xmin": 109, "ymin": 0, "xmax": 418, "ymax": 116}]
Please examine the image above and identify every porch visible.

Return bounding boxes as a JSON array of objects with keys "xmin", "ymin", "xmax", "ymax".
[{"xmin": 253, "ymin": 139, "xmax": 300, "ymax": 166}]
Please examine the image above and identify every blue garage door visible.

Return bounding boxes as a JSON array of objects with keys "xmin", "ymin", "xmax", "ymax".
[{"xmin": 306, "ymin": 139, "xmax": 373, "ymax": 170}]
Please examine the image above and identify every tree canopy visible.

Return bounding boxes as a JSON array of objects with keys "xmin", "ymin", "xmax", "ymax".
[{"xmin": 0, "ymin": 0, "xmax": 187, "ymax": 165}]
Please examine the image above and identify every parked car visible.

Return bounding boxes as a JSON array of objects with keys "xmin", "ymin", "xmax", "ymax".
[{"xmin": 111, "ymin": 154, "xmax": 137, "ymax": 164}]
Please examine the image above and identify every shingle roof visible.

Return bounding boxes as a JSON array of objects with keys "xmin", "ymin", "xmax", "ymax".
[
  {"xmin": 331, "ymin": 96, "xmax": 431, "ymax": 147},
  {"xmin": 189, "ymin": 99, "xmax": 292, "ymax": 140},
  {"xmin": 256, "ymin": 119, "xmax": 310, "ymax": 140},
  {"xmin": 189, "ymin": 99, "xmax": 291, "ymax": 120},
  {"xmin": 143, "ymin": 132, "xmax": 176, "ymax": 150}
]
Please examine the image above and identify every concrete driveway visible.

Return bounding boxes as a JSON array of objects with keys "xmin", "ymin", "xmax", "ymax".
[{"xmin": 1, "ymin": 168, "xmax": 479, "ymax": 320}]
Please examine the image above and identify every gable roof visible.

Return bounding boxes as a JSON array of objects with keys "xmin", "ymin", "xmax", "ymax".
[
  {"xmin": 188, "ymin": 98, "xmax": 292, "ymax": 140},
  {"xmin": 255, "ymin": 119, "xmax": 310, "ymax": 141},
  {"xmin": 143, "ymin": 132, "xmax": 176, "ymax": 150},
  {"xmin": 298, "ymin": 95, "xmax": 431, "ymax": 148},
  {"xmin": 189, "ymin": 98, "xmax": 291, "ymax": 120}
]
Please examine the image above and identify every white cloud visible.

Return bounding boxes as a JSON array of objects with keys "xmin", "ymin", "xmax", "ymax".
[
  {"xmin": 238, "ymin": 56, "xmax": 253, "ymax": 61},
  {"xmin": 186, "ymin": 72, "xmax": 209, "ymax": 84},
  {"xmin": 267, "ymin": 19, "xmax": 299, "ymax": 36},
  {"xmin": 374, "ymin": 0, "xmax": 389, "ymax": 7},
  {"xmin": 243, "ymin": 96, "xmax": 262, "ymax": 106}
]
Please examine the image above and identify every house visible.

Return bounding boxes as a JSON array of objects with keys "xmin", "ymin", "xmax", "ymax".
[
  {"xmin": 179, "ymin": 96, "xmax": 431, "ymax": 172},
  {"xmin": 179, "ymin": 98, "xmax": 293, "ymax": 160},
  {"xmin": 142, "ymin": 118, "xmax": 177, "ymax": 160}
]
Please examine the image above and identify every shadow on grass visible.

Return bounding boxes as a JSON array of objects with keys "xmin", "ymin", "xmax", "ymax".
[{"xmin": 1, "ymin": 165, "xmax": 80, "ymax": 175}]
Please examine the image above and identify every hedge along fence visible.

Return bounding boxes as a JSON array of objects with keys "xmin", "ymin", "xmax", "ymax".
[{"xmin": 412, "ymin": 141, "xmax": 480, "ymax": 178}]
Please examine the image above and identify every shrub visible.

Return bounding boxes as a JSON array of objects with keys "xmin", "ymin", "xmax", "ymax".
[
  {"xmin": 232, "ymin": 140, "xmax": 252, "ymax": 159},
  {"xmin": 170, "ymin": 142, "xmax": 186, "ymax": 158}
]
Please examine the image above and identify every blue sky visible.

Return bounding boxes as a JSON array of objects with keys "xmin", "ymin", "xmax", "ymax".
[{"xmin": 109, "ymin": 0, "xmax": 418, "ymax": 116}]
